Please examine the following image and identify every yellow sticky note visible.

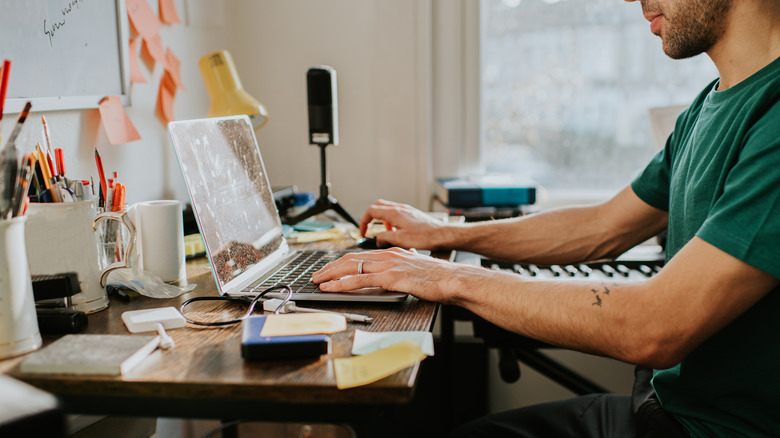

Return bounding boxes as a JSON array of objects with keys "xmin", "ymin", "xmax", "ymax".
[
  {"xmin": 333, "ymin": 340, "xmax": 427, "ymax": 390},
  {"xmin": 295, "ymin": 228, "xmax": 344, "ymax": 243},
  {"xmin": 259, "ymin": 313, "xmax": 347, "ymax": 337}
]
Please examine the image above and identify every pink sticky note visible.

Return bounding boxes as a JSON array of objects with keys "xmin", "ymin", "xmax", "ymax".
[
  {"xmin": 128, "ymin": 38, "xmax": 147, "ymax": 84},
  {"xmin": 156, "ymin": 77, "xmax": 175, "ymax": 125},
  {"xmin": 127, "ymin": 0, "xmax": 163, "ymax": 39},
  {"xmin": 163, "ymin": 48, "xmax": 186, "ymax": 91},
  {"xmin": 98, "ymin": 96, "xmax": 142, "ymax": 144},
  {"xmin": 159, "ymin": 0, "xmax": 181, "ymax": 24},
  {"xmin": 142, "ymin": 34, "xmax": 165, "ymax": 65}
]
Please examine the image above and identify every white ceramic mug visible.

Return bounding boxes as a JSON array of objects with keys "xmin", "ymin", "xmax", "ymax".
[
  {"xmin": 0, "ymin": 216, "xmax": 42, "ymax": 359},
  {"xmin": 135, "ymin": 200, "xmax": 186, "ymax": 283}
]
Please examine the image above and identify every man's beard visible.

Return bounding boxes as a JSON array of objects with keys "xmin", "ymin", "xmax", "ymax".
[{"xmin": 651, "ymin": 0, "xmax": 733, "ymax": 59}]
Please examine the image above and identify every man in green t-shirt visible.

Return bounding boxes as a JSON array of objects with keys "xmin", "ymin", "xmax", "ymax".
[{"xmin": 314, "ymin": 0, "xmax": 780, "ymax": 436}]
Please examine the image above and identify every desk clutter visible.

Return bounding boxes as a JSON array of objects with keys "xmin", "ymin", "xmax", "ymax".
[
  {"xmin": 433, "ymin": 175, "xmax": 540, "ymax": 221},
  {"xmin": 0, "ymin": 94, "xmax": 189, "ymax": 363}
]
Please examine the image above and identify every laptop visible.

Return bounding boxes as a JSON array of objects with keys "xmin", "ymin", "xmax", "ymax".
[{"xmin": 168, "ymin": 115, "xmax": 406, "ymax": 302}]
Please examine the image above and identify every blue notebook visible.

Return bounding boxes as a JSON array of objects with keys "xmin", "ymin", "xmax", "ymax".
[{"xmin": 241, "ymin": 315, "xmax": 331, "ymax": 360}]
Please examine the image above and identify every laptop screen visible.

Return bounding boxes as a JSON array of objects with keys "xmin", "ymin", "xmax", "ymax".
[{"xmin": 169, "ymin": 116, "xmax": 284, "ymax": 289}]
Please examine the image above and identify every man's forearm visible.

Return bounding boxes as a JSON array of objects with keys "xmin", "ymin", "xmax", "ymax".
[
  {"xmin": 440, "ymin": 187, "xmax": 667, "ymax": 265},
  {"xmin": 443, "ymin": 207, "xmax": 598, "ymax": 262}
]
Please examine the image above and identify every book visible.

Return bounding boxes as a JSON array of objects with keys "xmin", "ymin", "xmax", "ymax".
[
  {"xmin": 431, "ymin": 192, "xmax": 538, "ymax": 221},
  {"xmin": 20, "ymin": 334, "xmax": 159, "ymax": 375},
  {"xmin": 437, "ymin": 176, "xmax": 537, "ymax": 208}
]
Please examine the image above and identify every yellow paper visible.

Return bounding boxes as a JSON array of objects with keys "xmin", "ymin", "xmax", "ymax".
[
  {"xmin": 334, "ymin": 340, "xmax": 426, "ymax": 390},
  {"xmin": 259, "ymin": 313, "xmax": 346, "ymax": 337},
  {"xmin": 295, "ymin": 228, "xmax": 344, "ymax": 243}
]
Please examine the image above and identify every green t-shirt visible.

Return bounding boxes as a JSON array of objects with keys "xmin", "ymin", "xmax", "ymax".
[{"xmin": 632, "ymin": 56, "xmax": 780, "ymax": 437}]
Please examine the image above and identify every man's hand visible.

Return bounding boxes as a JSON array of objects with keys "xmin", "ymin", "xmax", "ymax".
[
  {"xmin": 359, "ymin": 199, "xmax": 451, "ymax": 250},
  {"xmin": 312, "ymin": 248, "xmax": 495, "ymax": 304}
]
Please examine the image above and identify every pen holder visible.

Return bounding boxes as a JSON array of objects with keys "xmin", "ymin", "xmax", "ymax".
[
  {"xmin": 25, "ymin": 199, "xmax": 109, "ymax": 313},
  {"xmin": 0, "ymin": 216, "xmax": 43, "ymax": 359},
  {"xmin": 93, "ymin": 209, "xmax": 137, "ymax": 287}
]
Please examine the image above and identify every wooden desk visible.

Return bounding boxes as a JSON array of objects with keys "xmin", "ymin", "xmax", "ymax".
[{"xmin": 0, "ymin": 236, "xmax": 439, "ymax": 436}]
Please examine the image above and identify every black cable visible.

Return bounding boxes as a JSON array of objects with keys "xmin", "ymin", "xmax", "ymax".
[
  {"xmin": 201, "ymin": 420, "xmax": 244, "ymax": 438},
  {"xmin": 180, "ymin": 285, "xmax": 293, "ymax": 327}
]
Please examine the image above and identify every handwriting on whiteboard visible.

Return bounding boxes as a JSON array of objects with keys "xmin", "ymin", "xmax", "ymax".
[{"xmin": 43, "ymin": 0, "xmax": 86, "ymax": 47}]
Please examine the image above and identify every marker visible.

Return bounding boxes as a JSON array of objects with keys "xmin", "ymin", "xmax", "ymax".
[{"xmin": 54, "ymin": 148, "xmax": 65, "ymax": 177}]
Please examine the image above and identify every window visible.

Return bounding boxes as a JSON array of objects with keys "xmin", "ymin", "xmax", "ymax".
[{"xmin": 480, "ymin": 0, "xmax": 718, "ymax": 193}]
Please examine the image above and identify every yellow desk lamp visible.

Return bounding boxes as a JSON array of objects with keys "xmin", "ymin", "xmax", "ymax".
[{"xmin": 198, "ymin": 50, "xmax": 268, "ymax": 130}]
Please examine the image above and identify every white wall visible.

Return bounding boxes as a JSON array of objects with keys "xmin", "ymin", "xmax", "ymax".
[
  {"xmin": 1, "ymin": 0, "xmax": 431, "ymax": 218},
  {"xmin": 228, "ymin": 0, "xmax": 432, "ymax": 217}
]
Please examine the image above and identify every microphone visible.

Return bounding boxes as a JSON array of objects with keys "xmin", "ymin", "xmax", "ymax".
[{"xmin": 307, "ymin": 66, "xmax": 339, "ymax": 146}]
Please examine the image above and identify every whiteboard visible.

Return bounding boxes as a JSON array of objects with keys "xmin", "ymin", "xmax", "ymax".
[{"xmin": 0, "ymin": 0, "xmax": 131, "ymax": 113}]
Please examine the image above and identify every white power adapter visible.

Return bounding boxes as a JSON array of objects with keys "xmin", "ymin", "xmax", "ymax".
[{"xmin": 122, "ymin": 307, "xmax": 185, "ymax": 349}]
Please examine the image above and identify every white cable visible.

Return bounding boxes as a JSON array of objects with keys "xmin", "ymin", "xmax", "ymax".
[
  {"xmin": 156, "ymin": 322, "xmax": 175, "ymax": 349},
  {"xmin": 262, "ymin": 299, "xmax": 373, "ymax": 323}
]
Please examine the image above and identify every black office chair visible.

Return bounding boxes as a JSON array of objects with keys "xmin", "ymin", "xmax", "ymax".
[{"xmin": 443, "ymin": 305, "xmax": 609, "ymax": 395}]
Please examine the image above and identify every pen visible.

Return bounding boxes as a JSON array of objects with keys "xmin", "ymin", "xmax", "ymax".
[
  {"xmin": 40, "ymin": 116, "xmax": 59, "ymax": 177},
  {"xmin": 1, "ymin": 101, "xmax": 31, "ymax": 218},
  {"xmin": 3, "ymin": 101, "xmax": 31, "ymax": 150},
  {"xmin": 107, "ymin": 178, "xmax": 114, "ymax": 211},
  {"xmin": 94, "ymin": 148, "xmax": 108, "ymax": 209},
  {"xmin": 0, "ymin": 60, "xmax": 10, "ymax": 124},
  {"xmin": 11, "ymin": 154, "xmax": 33, "ymax": 217},
  {"xmin": 28, "ymin": 152, "xmax": 44, "ymax": 196},
  {"xmin": 33, "ymin": 148, "xmax": 52, "ymax": 190}
]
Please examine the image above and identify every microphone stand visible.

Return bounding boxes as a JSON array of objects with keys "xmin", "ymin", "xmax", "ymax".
[{"xmin": 285, "ymin": 143, "xmax": 358, "ymax": 227}]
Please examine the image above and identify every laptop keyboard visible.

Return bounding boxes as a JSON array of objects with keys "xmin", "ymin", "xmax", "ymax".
[{"xmin": 244, "ymin": 250, "xmax": 345, "ymax": 294}]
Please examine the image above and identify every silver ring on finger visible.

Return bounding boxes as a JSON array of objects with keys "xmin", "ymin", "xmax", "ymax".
[{"xmin": 358, "ymin": 259, "xmax": 365, "ymax": 275}]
